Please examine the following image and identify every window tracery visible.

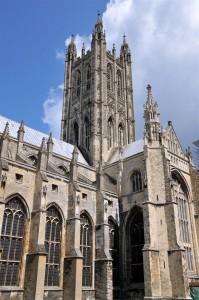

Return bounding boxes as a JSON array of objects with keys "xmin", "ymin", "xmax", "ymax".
[{"xmin": 131, "ymin": 171, "xmax": 143, "ymax": 193}]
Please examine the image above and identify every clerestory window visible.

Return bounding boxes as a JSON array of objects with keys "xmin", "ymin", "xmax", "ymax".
[{"xmin": 0, "ymin": 197, "xmax": 26, "ymax": 286}]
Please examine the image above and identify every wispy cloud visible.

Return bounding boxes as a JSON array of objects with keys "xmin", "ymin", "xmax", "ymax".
[
  {"xmin": 65, "ymin": 34, "xmax": 92, "ymax": 57},
  {"xmin": 55, "ymin": 49, "xmax": 65, "ymax": 61}
]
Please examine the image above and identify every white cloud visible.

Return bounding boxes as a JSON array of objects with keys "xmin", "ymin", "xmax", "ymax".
[
  {"xmin": 55, "ymin": 49, "xmax": 65, "ymax": 61},
  {"xmin": 42, "ymin": 84, "xmax": 63, "ymax": 138},
  {"xmin": 65, "ymin": 34, "xmax": 92, "ymax": 58}
]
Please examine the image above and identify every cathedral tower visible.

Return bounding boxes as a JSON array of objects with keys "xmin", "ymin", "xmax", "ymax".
[{"xmin": 61, "ymin": 14, "xmax": 135, "ymax": 166}]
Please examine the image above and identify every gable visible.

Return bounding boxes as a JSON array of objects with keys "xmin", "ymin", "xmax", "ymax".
[{"xmin": 163, "ymin": 122, "xmax": 185, "ymax": 159}]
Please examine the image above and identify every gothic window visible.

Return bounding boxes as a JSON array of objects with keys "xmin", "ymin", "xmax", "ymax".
[
  {"xmin": 44, "ymin": 206, "xmax": 62, "ymax": 286},
  {"xmin": 80, "ymin": 213, "xmax": 92, "ymax": 287},
  {"xmin": 108, "ymin": 218, "xmax": 119, "ymax": 287},
  {"xmin": 0, "ymin": 197, "xmax": 26, "ymax": 286},
  {"xmin": 118, "ymin": 123, "xmax": 124, "ymax": 146},
  {"xmin": 108, "ymin": 117, "xmax": 113, "ymax": 150},
  {"xmin": 74, "ymin": 122, "xmax": 79, "ymax": 146},
  {"xmin": 86, "ymin": 64, "xmax": 91, "ymax": 90},
  {"xmin": 76, "ymin": 70, "xmax": 81, "ymax": 96},
  {"xmin": 172, "ymin": 173, "xmax": 193, "ymax": 271},
  {"xmin": 58, "ymin": 165, "xmax": 68, "ymax": 176},
  {"xmin": 131, "ymin": 171, "xmax": 143, "ymax": 193},
  {"xmin": 127, "ymin": 208, "xmax": 144, "ymax": 284},
  {"xmin": 117, "ymin": 70, "xmax": 122, "ymax": 97},
  {"xmin": 107, "ymin": 64, "xmax": 112, "ymax": 91},
  {"xmin": 29, "ymin": 155, "xmax": 37, "ymax": 166},
  {"xmin": 84, "ymin": 117, "xmax": 90, "ymax": 150}
]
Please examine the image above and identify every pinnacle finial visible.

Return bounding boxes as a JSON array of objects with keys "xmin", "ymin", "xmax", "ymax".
[
  {"xmin": 97, "ymin": 11, "xmax": 100, "ymax": 22},
  {"xmin": 19, "ymin": 120, "xmax": 25, "ymax": 132},
  {"xmin": 147, "ymin": 84, "xmax": 153, "ymax": 103},
  {"xmin": 3, "ymin": 122, "xmax": 9, "ymax": 137},
  {"xmin": 40, "ymin": 137, "xmax": 46, "ymax": 152},
  {"xmin": 48, "ymin": 132, "xmax": 53, "ymax": 143},
  {"xmin": 123, "ymin": 34, "xmax": 126, "ymax": 44}
]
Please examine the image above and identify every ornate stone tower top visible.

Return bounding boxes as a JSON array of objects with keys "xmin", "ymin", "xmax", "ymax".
[
  {"xmin": 61, "ymin": 16, "xmax": 135, "ymax": 166},
  {"xmin": 144, "ymin": 85, "xmax": 161, "ymax": 143}
]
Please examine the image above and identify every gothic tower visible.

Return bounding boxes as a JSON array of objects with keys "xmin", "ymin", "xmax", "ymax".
[{"xmin": 61, "ymin": 14, "xmax": 135, "ymax": 166}]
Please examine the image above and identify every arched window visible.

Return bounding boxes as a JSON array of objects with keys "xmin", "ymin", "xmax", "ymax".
[
  {"xmin": 108, "ymin": 117, "xmax": 113, "ymax": 150},
  {"xmin": 127, "ymin": 208, "xmax": 144, "ymax": 284},
  {"xmin": 84, "ymin": 117, "xmax": 90, "ymax": 150},
  {"xmin": 44, "ymin": 206, "xmax": 62, "ymax": 286},
  {"xmin": 131, "ymin": 171, "xmax": 143, "ymax": 193},
  {"xmin": 172, "ymin": 173, "xmax": 193, "ymax": 270},
  {"xmin": 57, "ymin": 165, "xmax": 68, "ymax": 176},
  {"xmin": 29, "ymin": 155, "xmax": 37, "ymax": 166},
  {"xmin": 86, "ymin": 64, "xmax": 91, "ymax": 90},
  {"xmin": 80, "ymin": 213, "xmax": 92, "ymax": 287},
  {"xmin": 0, "ymin": 197, "xmax": 26, "ymax": 286},
  {"xmin": 74, "ymin": 122, "xmax": 79, "ymax": 146},
  {"xmin": 108, "ymin": 218, "xmax": 119, "ymax": 287},
  {"xmin": 117, "ymin": 70, "xmax": 122, "ymax": 97},
  {"xmin": 107, "ymin": 64, "xmax": 112, "ymax": 91},
  {"xmin": 118, "ymin": 123, "xmax": 123, "ymax": 146},
  {"xmin": 76, "ymin": 70, "xmax": 81, "ymax": 96}
]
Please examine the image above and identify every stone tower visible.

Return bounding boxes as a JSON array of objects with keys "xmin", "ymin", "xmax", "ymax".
[{"xmin": 61, "ymin": 14, "xmax": 135, "ymax": 166}]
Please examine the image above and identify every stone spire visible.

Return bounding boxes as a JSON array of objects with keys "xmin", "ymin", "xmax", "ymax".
[
  {"xmin": 144, "ymin": 85, "xmax": 161, "ymax": 143},
  {"xmin": 0, "ymin": 122, "xmax": 10, "ymax": 158},
  {"xmin": 2, "ymin": 122, "xmax": 9, "ymax": 139},
  {"xmin": 17, "ymin": 120, "xmax": 25, "ymax": 142},
  {"xmin": 92, "ymin": 12, "xmax": 104, "ymax": 41},
  {"xmin": 67, "ymin": 35, "xmax": 77, "ymax": 61},
  {"xmin": 120, "ymin": 34, "xmax": 131, "ymax": 62},
  {"xmin": 82, "ymin": 43, "xmax": 85, "ymax": 57}
]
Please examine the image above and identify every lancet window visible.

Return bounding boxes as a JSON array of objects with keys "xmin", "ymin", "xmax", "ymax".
[
  {"xmin": 44, "ymin": 206, "xmax": 62, "ymax": 286},
  {"xmin": 74, "ymin": 122, "xmax": 79, "ymax": 146},
  {"xmin": 118, "ymin": 123, "xmax": 124, "ymax": 146},
  {"xmin": 76, "ymin": 70, "xmax": 81, "ymax": 96},
  {"xmin": 0, "ymin": 197, "xmax": 26, "ymax": 286},
  {"xmin": 84, "ymin": 117, "xmax": 90, "ymax": 150},
  {"xmin": 108, "ymin": 218, "xmax": 119, "ymax": 287},
  {"xmin": 107, "ymin": 64, "xmax": 113, "ymax": 91},
  {"xmin": 117, "ymin": 70, "xmax": 122, "ymax": 97},
  {"xmin": 131, "ymin": 171, "xmax": 143, "ymax": 193},
  {"xmin": 86, "ymin": 64, "xmax": 91, "ymax": 90},
  {"xmin": 108, "ymin": 117, "xmax": 114, "ymax": 150},
  {"xmin": 80, "ymin": 213, "xmax": 92, "ymax": 287}
]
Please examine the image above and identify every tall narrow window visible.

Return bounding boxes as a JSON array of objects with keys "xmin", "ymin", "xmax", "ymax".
[
  {"xmin": 86, "ymin": 64, "xmax": 91, "ymax": 90},
  {"xmin": 0, "ymin": 197, "xmax": 26, "ymax": 286},
  {"xmin": 117, "ymin": 70, "xmax": 122, "ymax": 97},
  {"xmin": 44, "ymin": 206, "xmax": 62, "ymax": 286},
  {"xmin": 108, "ymin": 117, "xmax": 113, "ymax": 150},
  {"xmin": 84, "ymin": 117, "xmax": 90, "ymax": 150},
  {"xmin": 107, "ymin": 64, "xmax": 112, "ymax": 91},
  {"xmin": 74, "ymin": 122, "xmax": 79, "ymax": 146},
  {"xmin": 131, "ymin": 171, "xmax": 143, "ymax": 192},
  {"xmin": 118, "ymin": 123, "xmax": 123, "ymax": 146},
  {"xmin": 108, "ymin": 218, "xmax": 119, "ymax": 287},
  {"xmin": 172, "ymin": 173, "xmax": 193, "ymax": 271},
  {"xmin": 76, "ymin": 70, "xmax": 81, "ymax": 96},
  {"xmin": 80, "ymin": 213, "xmax": 92, "ymax": 287},
  {"xmin": 128, "ymin": 208, "xmax": 144, "ymax": 284}
]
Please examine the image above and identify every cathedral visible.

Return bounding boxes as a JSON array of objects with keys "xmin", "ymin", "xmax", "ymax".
[{"xmin": 0, "ymin": 15, "xmax": 199, "ymax": 300}]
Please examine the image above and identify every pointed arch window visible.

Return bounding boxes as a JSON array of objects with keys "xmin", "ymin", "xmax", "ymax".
[
  {"xmin": 107, "ymin": 64, "xmax": 113, "ymax": 92},
  {"xmin": 127, "ymin": 208, "xmax": 144, "ymax": 284},
  {"xmin": 108, "ymin": 218, "xmax": 119, "ymax": 287},
  {"xmin": 86, "ymin": 64, "xmax": 91, "ymax": 90},
  {"xmin": 74, "ymin": 122, "xmax": 79, "ymax": 146},
  {"xmin": 131, "ymin": 171, "xmax": 143, "ymax": 193},
  {"xmin": 172, "ymin": 173, "xmax": 193, "ymax": 271},
  {"xmin": 108, "ymin": 117, "xmax": 114, "ymax": 150},
  {"xmin": 84, "ymin": 117, "xmax": 90, "ymax": 150},
  {"xmin": 117, "ymin": 70, "xmax": 122, "ymax": 97},
  {"xmin": 118, "ymin": 123, "xmax": 124, "ymax": 146},
  {"xmin": 0, "ymin": 197, "xmax": 26, "ymax": 286},
  {"xmin": 76, "ymin": 70, "xmax": 81, "ymax": 96},
  {"xmin": 44, "ymin": 206, "xmax": 62, "ymax": 286},
  {"xmin": 80, "ymin": 213, "xmax": 92, "ymax": 287}
]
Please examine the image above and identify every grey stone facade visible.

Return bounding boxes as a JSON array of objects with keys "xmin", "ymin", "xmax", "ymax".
[{"xmin": 0, "ymin": 15, "xmax": 198, "ymax": 300}]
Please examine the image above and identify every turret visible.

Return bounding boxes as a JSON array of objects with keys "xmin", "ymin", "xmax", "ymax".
[
  {"xmin": 0, "ymin": 122, "xmax": 10, "ymax": 159},
  {"xmin": 120, "ymin": 34, "xmax": 131, "ymax": 63}
]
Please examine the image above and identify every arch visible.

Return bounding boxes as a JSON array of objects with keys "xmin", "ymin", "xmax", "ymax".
[
  {"xmin": 44, "ymin": 205, "xmax": 62, "ymax": 286},
  {"xmin": 131, "ymin": 170, "xmax": 143, "ymax": 193},
  {"xmin": 46, "ymin": 202, "xmax": 65, "ymax": 225},
  {"xmin": 5, "ymin": 193, "xmax": 30, "ymax": 220},
  {"xmin": 107, "ymin": 63, "xmax": 113, "ymax": 92},
  {"xmin": 80, "ymin": 211, "xmax": 93, "ymax": 287},
  {"xmin": 126, "ymin": 206, "xmax": 144, "ymax": 286},
  {"xmin": 107, "ymin": 117, "xmax": 114, "ymax": 150},
  {"xmin": 118, "ymin": 122, "xmax": 124, "ymax": 146},
  {"xmin": 108, "ymin": 217, "xmax": 119, "ymax": 287},
  {"xmin": 0, "ymin": 196, "xmax": 27, "ymax": 286},
  {"xmin": 57, "ymin": 164, "xmax": 68, "ymax": 176},
  {"xmin": 28, "ymin": 154, "xmax": 38, "ymax": 166},
  {"xmin": 74, "ymin": 121, "xmax": 79, "ymax": 146},
  {"xmin": 171, "ymin": 169, "xmax": 190, "ymax": 197},
  {"xmin": 116, "ymin": 70, "xmax": 122, "ymax": 97}
]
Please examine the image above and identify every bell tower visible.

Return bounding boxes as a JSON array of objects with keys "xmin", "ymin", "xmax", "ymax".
[{"xmin": 61, "ymin": 14, "xmax": 135, "ymax": 166}]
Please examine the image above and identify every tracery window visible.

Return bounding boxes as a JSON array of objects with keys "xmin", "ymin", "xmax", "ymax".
[
  {"xmin": 86, "ymin": 64, "xmax": 91, "ymax": 90},
  {"xmin": 0, "ymin": 197, "xmax": 26, "ymax": 286},
  {"xmin": 76, "ymin": 70, "xmax": 81, "ymax": 96},
  {"xmin": 172, "ymin": 173, "xmax": 193, "ymax": 271},
  {"xmin": 108, "ymin": 218, "xmax": 119, "ymax": 287},
  {"xmin": 80, "ymin": 213, "xmax": 92, "ymax": 287},
  {"xmin": 117, "ymin": 70, "xmax": 122, "ymax": 97},
  {"xmin": 84, "ymin": 117, "xmax": 90, "ymax": 150},
  {"xmin": 118, "ymin": 123, "xmax": 123, "ymax": 146},
  {"xmin": 108, "ymin": 117, "xmax": 113, "ymax": 150},
  {"xmin": 44, "ymin": 206, "xmax": 62, "ymax": 286},
  {"xmin": 128, "ymin": 208, "xmax": 144, "ymax": 284},
  {"xmin": 74, "ymin": 122, "xmax": 79, "ymax": 146},
  {"xmin": 131, "ymin": 171, "xmax": 143, "ymax": 193},
  {"xmin": 107, "ymin": 64, "xmax": 112, "ymax": 91}
]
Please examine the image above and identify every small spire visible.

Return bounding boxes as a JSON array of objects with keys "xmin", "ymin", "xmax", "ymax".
[
  {"xmin": 40, "ymin": 137, "xmax": 46, "ymax": 152},
  {"xmin": 123, "ymin": 34, "xmax": 126, "ymax": 44},
  {"xmin": 47, "ymin": 132, "xmax": 53, "ymax": 144},
  {"xmin": 18, "ymin": 120, "xmax": 25, "ymax": 132},
  {"xmin": 73, "ymin": 145, "xmax": 79, "ymax": 163},
  {"xmin": 70, "ymin": 34, "xmax": 74, "ymax": 44},
  {"xmin": 2, "ymin": 122, "xmax": 9, "ymax": 138},
  {"xmin": 97, "ymin": 11, "xmax": 101, "ymax": 22},
  {"xmin": 17, "ymin": 120, "xmax": 25, "ymax": 142},
  {"xmin": 147, "ymin": 84, "xmax": 153, "ymax": 104},
  {"xmin": 82, "ymin": 43, "xmax": 85, "ymax": 56}
]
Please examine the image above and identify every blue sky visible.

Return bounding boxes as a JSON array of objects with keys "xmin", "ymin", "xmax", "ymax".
[{"xmin": 1, "ymin": 0, "xmax": 199, "ymax": 150}]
